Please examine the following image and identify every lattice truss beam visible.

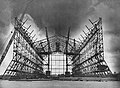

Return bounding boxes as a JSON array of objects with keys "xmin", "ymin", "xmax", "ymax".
[
  {"xmin": 72, "ymin": 18, "xmax": 112, "ymax": 77},
  {"xmin": 1, "ymin": 18, "xmax": 44, "ymax": 80},
  {"xmin": 35, "ymin": 35, "xmax": 80, "ymax": 56}
]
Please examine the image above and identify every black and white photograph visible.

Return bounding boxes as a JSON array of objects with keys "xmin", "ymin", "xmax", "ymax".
[{"xmin": 0, "ymin": 0, "xmax": 120, "ymax": 88}]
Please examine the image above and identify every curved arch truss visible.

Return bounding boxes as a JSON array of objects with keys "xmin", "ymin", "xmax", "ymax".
[{"xmin": 0, "ymin": 17, "xmax": 112, "ymax": 80}]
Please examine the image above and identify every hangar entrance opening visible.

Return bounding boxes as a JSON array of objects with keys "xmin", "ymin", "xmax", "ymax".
[{"xmin": 44, "ymin": 53, "xmax": 72, "ymax": 75}]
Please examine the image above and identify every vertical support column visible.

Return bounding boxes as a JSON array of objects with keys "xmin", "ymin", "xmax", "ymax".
[
  {"xmin": 65, "ymin": 28, "xmax": 70, "ymax": 77},
  {"xmin": 51, "ymin": 55, "xmax": 52, "ymax": 73},
  {"xmin": 48, "ymin": 55, "xmax": 50, "ymax": 71},
  {"xmin": 45, "ymin": 28, "xmax": 51, "ymax": 76},
  {"xmin": 74, "ymin": 39, "xmax": 76, "ymax": 51},
  {"xmin": 66, "ymin": 41, "xmax": 68, "ymax": 73},
  {"xmin": 63, "ymin": 54, "xmax": 64, "ymax": 74}
]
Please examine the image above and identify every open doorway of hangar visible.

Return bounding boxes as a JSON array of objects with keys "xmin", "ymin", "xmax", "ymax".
[{"xmin": 44, "ymin": 53, "xmax": 72, "ymax": 76}]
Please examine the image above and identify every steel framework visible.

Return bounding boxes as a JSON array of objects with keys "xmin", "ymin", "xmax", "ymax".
[
  {"xmin": 1, "ymin": 18, "xmax": 44, "ymax": 80},
  {"xmin": 72, "ymin": 18, "xmax": 112, "ymax": 77},
  {"xmin": 0, "ymin": 17, "xmax": 112, "ymax": 80},
  {"xmin": 34, "ymin": 28, "xmax": 80, "ymax": 76}
]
